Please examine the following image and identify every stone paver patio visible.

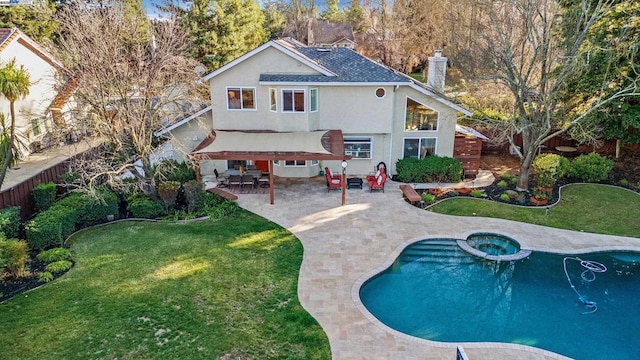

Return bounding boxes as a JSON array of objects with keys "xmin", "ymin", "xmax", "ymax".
[{"xmin": 237, "ymin": 177, "xmax": 640, "ymax": 360}]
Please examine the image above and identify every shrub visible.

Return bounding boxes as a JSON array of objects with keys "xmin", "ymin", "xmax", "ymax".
[
  {"xmin": 37, "ymin": 247, "xmax": 74, "ymax": 264},
  {"xmin": 26, "ymin": 190, "xmax": 119, "ymax": 250},
  {"xmin": 127, "ymin": 194, "xmax": 165, "ymax": 218},
  {"xmin": 396, "ymin": 156, "xmax": 463, "ymax": 183},
  {"xmin": 421, "ymin": 193, "xmax": 436, "ymax": 204},
  {"xmin": 501, "ymin": 173, "xmax": 512, "ymax": 181},
  {"xmin": 0, "ymin": 206, "xmax": 21, "ymax": 238},
  {"xmin": 78, "ymin": 189, "xmax": 119, "ymax": 224},
  {"xmin": 157, "ymin": 181, "xmax": 181, "ymax": 210},
  {"xmin": 205, "ymin": 200, "xmax": 240, "ymax": 219},
  {"xmin": 45, "ymin": 260, "xmax": 73, "ymax": 273},
  {"xmin": 569, "ymin": 153, "xmax": 613, "ymax": 183},
  {"xmin": 60, "ymin": 171, "xmax": 82, "ymax": 193},
  {"xmin": 153, "ymin": 160, "xmax": 196, "ymax": 184},
  {"xmin": 32, "ymin": 182, "xmax": 57, "ymax": 213},
  {"xmin": 499, "ymin": 193, "xmax": 510, "ymax": 202},
  {"xmin": 183, "ymin": 180, "xmax": 205, "ymax": 213},
  {"xmin": 0, "ymin": 239, "xmax": 28, "ymax": 276},
  {"xmin": 470, "ymin": 189, "xmax": 484, "ymax": 198},
  {"xmin": 497, "ymin": 180, "xmax": 508, "ymax": 188},
  {"xmin": 37, "ymin": 271, "xmax": 54, "ymax": 283},
  {"xmin": 533, "ymin": 153, "xmax": 570, "ymax": 187},
  {"xmin": 620, "ymin": 179, "xmax": 629, "ymax": 186}
]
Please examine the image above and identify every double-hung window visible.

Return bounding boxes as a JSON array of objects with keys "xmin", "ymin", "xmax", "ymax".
[
  {"xmin": 344, "ymin": 137, "xmax": 372, "ymax": 159},
  {"xmin": 227, "ymin": 87, "xmax": 255, "ymax": 110},
  {"xmin": 282, "ymin": 89, "xmax": 305, "ymax": 112}
]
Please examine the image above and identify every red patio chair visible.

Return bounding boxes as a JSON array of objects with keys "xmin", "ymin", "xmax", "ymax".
[
  {"xmin": 325, "ymin": 169, "xmax": 342, "ymax": 191},
  {"xmin": 367, "ymin": 168, "xmax": 387, "ymax": 192}
]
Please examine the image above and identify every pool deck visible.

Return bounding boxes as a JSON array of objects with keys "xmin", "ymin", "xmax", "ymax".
[{"xmin": 237, "ymin": 175, "xmax": 640, "ymax": 360}]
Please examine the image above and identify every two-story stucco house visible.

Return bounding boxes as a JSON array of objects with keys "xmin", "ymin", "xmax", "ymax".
[
  {"xmin": 158, "ymin": 38, "xmax": 470, "ymax": 181},
  {"xmin": 0, "ymin": 28, "xmax": 77, "ymax": 154}
]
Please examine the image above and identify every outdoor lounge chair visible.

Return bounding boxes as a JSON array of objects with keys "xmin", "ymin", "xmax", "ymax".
[
  {"xmin": 367, "ymin": 168, "xmax": 387, "ymax": 192},
  {"xmin": 325, "ymin": 167, "xmax": 341, "ymax": 181},
  {"xmin": 213, "ymin": 168, "xmax": 227, "ymax": 187},
  {"xmin": 258, "ymin": 172, "xmax": 270, "ymax": 188},
  {"xmin": 324, "ymin": 169, "xmax": 342, "ymax": 191}
]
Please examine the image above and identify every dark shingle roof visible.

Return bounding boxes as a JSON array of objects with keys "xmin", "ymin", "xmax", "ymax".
[{"xmin": 261, "ymin": 43, "xmax": 410, "ymax": 84}]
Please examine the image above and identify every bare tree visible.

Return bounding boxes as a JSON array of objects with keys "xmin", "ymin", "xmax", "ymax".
[
  {"xmin": 471, "ymin": 0, "xmax": 639, "ymax": 190},
  {"xmin": 55, "ymin": 1, "xmax": 203, "ymax": 195}
]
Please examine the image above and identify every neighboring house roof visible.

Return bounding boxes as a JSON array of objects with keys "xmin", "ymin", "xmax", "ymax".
[
  {"xmin": 155, "ymin": 104, "xmax": 212, "ymax": 137},
  {"xmin": 203, "ymin": 39, "xmax": 471, "ymax": 115},
  {"xmin": 0, "ymin": 27, "xmax": 66, "ymax": 71},
  {"xmin": 307, "ymin": 19, "xmax": 355, "ymax": 47}
]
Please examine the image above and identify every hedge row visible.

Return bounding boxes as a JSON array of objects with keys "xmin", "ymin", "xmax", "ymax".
[
  {"xmin": 25, "ymin": 190, "xmax": 119, "ymax": 251},
  {"xmin": 395, "ymin": 156, "xmax": 464, "ymax": 183}
]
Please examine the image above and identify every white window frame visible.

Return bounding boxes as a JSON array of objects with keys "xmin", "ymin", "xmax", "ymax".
[
  {"xmin": 403, "ymin": 137, "xmax": 437, "ymax": 159},
  {"xmin": 273, "ymin": 160, "xmax": 281, "ymax": 166},
  {"xmin": 309, "ymin": 88, "xmax": 318, "ymax": 112},
  {"xmin": 284, "ymin": 160, "xmax": 307, "ymax": 167},
  {"xmin": 269, "ymin": 88, "xmax": 277, "ymax": 112},
  {"xmin": 344, "ymin": 136, "xmax": 373, "ymax": 159},
  {"xmin": 310, "ymin": 159, "xmax": 319, "ymax": 166},
  {"xmin": 226, "ymin": 86, "xmax": 256, "ymax": 111},
  {"xmin": 404, "ymin": 96, "xmax": 439, "ymax": 131},
  {"xmin": 282, "ymin": 89, "xmax": 305, "ymax": 113}
]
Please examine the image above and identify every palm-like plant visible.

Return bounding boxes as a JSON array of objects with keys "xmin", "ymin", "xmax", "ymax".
[{"xmin": 0, "ymin": 58, "xmax": 31, "ymax": 188}]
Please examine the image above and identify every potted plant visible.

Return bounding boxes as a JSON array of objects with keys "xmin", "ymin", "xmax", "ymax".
[{"xmin": 530, "ymin": 189, "xmax": 549, "ymax": 206}]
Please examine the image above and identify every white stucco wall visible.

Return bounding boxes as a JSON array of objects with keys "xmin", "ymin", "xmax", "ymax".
[{"xmin": 0, "ymin": 38, "xmax": 59, "ymax": 143}]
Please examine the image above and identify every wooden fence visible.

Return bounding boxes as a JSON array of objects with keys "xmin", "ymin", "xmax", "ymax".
[
  {"xmin": 0, "ymin": 152, "xmax": 86, "ymax": 221},
  {"xmin": 453, "ymin": 135, "xmax": 483, "ymax": 178}
]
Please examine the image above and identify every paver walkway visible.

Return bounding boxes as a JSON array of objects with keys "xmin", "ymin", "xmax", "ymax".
[{"xmin": 237, "ymin": 178, "xmax": 640, "ymax": 359}]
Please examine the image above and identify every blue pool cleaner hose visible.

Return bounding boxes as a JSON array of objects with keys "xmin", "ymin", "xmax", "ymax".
[{"xmin": 563, "ymin": 257, "xmax": 607, "ymax": 315}]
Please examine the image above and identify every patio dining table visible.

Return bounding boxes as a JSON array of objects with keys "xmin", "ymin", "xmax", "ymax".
[{"xmin": 223, "ymin": 169, "xmax": 263, "ymax": 180}]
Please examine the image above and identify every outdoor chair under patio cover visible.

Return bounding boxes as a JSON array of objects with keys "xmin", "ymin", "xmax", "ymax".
[{"xmin": 325, "ymin": 169, "xmax": 342, "ymax": 191}]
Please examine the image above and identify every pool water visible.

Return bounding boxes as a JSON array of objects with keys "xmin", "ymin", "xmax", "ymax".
[{"xmin": 359, "ymin": 246, "xmax": 640, "ymax": 359}]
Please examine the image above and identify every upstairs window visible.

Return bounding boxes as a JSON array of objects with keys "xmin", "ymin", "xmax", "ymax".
[
  {"xmin": 405, "ymin": 97, "xmax": 438, "ymax": 131},
  {"xmin": 269, "ymin": 88, "xmax": 277, "ymax": 112},
  {"xmin": 310, "ymin": 88, "xmax": 318, "ymax": 112},
  {"xmin": 227, "ymin": 87, "xmax": 255, "ymax": 110},
  {"xmin": 282, "ymin": 89, "xmax": 305, "ymax": 112}
]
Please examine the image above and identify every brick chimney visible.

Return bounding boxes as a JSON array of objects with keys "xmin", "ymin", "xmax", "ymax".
[{"xmin": 427, "ymin": 50, "xmax": 447, "ymax": 93}]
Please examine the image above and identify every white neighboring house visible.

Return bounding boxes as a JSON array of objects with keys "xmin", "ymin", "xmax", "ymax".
[
  {"xmin": 156, "ymin": 38, "xmax": 471, "ymax": 178},
  {"xmin": 0, "ymin": 27, "xmax": 77, "ymax": 155}
]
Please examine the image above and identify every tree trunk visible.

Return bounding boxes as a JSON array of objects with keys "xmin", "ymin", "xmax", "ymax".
[
  {"xmin": 615, "ymin": 138, "xmax": 621, "ymax": 159},
  {"xmin": 516, "ymin": 149, "xmax": 535, "ymax": 191},
  {"xmin": 0, "ymin": 102, "xmax": 16, "ymax": 188}
]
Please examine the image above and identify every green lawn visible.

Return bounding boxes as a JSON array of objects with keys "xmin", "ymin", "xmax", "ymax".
[
  {"xmin": 0, "ymin": 211, "xmax": 330, "ymax": 359},
  {"xmin": 429, "ymin": 184, "xmax": 640, "ymax": 238}
]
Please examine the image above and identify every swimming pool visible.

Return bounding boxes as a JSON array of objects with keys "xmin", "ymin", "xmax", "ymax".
[{"xmin": 359, "ymin": 238, "xmax": 640, "ymax": 359}]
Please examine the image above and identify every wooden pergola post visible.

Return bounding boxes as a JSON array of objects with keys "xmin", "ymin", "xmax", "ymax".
[{"xmin": 269, "ymin": 160, "xmax": 274, "ymax": 204}]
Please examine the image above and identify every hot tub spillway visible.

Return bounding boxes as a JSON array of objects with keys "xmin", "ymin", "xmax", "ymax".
[{"xmin": 400, "ymin": 239, "xmax": 476, "ymax": 264}]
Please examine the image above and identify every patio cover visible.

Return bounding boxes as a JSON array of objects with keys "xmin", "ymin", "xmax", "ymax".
[
  {"xmin": 189, "ymin": 130, "xmax": 351, "ymax": 161},
  {"xmin": 189, "ymin": 130, "xmax": 352, "ymax": 204}
]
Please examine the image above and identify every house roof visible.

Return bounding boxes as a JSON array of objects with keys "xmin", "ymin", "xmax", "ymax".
[
  {"xmin": 308, "ymin": 19, "xmax": 355, "ymax": 46},
  {"xmin": 0, "ymin": 28, "xmax": 66, "ymax": 71},
  {"xmin": 155, "ymin": 104, "xmax": 212, "ymax": 137}
]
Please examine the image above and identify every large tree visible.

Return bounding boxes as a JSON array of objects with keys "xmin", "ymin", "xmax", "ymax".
[
  {"xmin": 184, "ymin": 0, "xmax": 266, "ymax": 71},
  {"xmin": 0, "ymin": 59, "xmax": 30, "ymax": 188},
  {"xmin": 562, "ymin": 0, "xmax": 640, "ymax": 158},
  {"xmin": 471, "ymin": 0, "xmax": 639, "ymax": 190},
  {"xmin": 0, "ymin": 1, "xmax": 58, "ymax": 43},
  {"xmin": 55, "ymin": 1, "xmax": 203, "ymax": 194}
]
